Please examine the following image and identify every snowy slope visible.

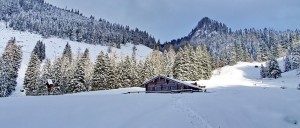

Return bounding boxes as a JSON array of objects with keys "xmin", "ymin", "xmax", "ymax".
[
  {"xmin": 0, "ymin": 22, "xmax": 153, "ymax": 96},
  {"xmin": 198, "ymin": 58, "xmax": 298, "ymax": 89},
  {"xmin": 1, "ymin": 60, "xmax": 300, "ymax": 128}
]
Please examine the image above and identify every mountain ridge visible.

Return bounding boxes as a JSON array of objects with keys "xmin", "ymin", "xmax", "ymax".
[
  {"xmin": 0, "ymin": 0, "xmax": 157, "ymax": 48},
  {"xmin": 162, "ymin": 17, "xmax": 300, "ymax": 68},
  {"xmin": 188, "ymin": 17, "xmax": 229, "ymax": 38}
]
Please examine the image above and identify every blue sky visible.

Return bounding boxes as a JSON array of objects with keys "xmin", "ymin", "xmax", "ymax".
[{"xmin": 45, "ymin": 0, "xmax": 300, "ymax": 42}]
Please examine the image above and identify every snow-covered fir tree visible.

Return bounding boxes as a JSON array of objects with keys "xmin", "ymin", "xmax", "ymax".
[
  {"xmin": 291, "ymin": 45, "xmax": 300, "ymax": 70},
  {"xmin": 230, "ymin": 40, "xmax": 239, "ymax": 65},
  {"xmin": 136, "ymin": 60, "xmax": 146, "ymax": 85},
  {"xmin": 284, "ymin": 56, "xmax": 292, "ymax": 72},
  {"xmin": 257, "ymin": 42, "xmax": 269, "ymax": 62},
  {"xmin": 68, "ymin": 55, "xmax": 87, "ymax": 93},
  {"xmin": 188, "ymin": 45, "xmax": 198, "ymax": 81},
  {"xmin": 92, "ymin": 51, "xmax": 108, "ymax": 90},
  {"xmin": 173, "ymin": 47, "xmax": 190, "ymax": 81},
  {"xmin": 130, "ymin": 51, "xmax": 140, "ymax": 87},
  {"xmin": 120, "ymin": 56, "xmax": 134, "ymax": 88},
  {"xmin": 24, "ymin": 53, "xmax": 41, "ymax": 96},
  {"xmin": 110, "ymin": 52, "xmax": 122, "ymax": 89},
  {"xmin": 198, "ymin": 45, "xmax": 212, "ymax": 80},
  {"xmin": 82, "ymin": 48, "xmax": 93, "ymax": 91},
  {"xmin": 104, "ymin": 53, "xmax": 116, "ymax": 89},
  {"xmin": 260, "ymin": 64, "xmax": 267, "ymax": 78},
  {"xmin": 141, "ymin": 56, "xmax": 155, "ymax": 82},
  {"xmin": 170, "ymin": 44, "xmax": 213, "ymax": 81},
  {"xmin": 162, "ymin": 45, "xmax": 176, "ymax": 77},
  {"xmin": 240, "ymin": 42, "xmax": 251, "ymax": 62},
  {"xmin": 51, "ymin": 57, "xmax": 63, "ymax": 93},
  {"xmin": 266, "ymin": 59, "xmax": 282, "ymax": 79},
  {"xmin": 149, "ymin": 49, "xmax": 164, "ymax": 75},
  {"xmin": 270, "ymin": 44, "xmax": 279, "ymax": 59},
  {"xmin": 62, "ymin": 42, "xmax": 72, "ymax": 63},
  {"xmin": 0, "ymin": 39, "xmax": 22, "ymax": 97},
  {"xmin": 38, "ymin": 58, "xmax": 52, "ymax": 95},
  {"xmin": 32, "ymin": 40, "xmax": 46, "ymax": 62}
]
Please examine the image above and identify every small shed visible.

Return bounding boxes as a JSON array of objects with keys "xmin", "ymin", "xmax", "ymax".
[
  {"xmin": 46, "ymin": 79, "xmax": 54, "ymax": 94},
  {"xmin": 141, "ymin": 75, "xmax": 201, "ymax": 93}
]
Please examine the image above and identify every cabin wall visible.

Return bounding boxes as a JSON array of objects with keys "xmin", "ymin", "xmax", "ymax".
[{"xmin": 145, "ymin": 78, "xmax": 194, "ymax": 91}]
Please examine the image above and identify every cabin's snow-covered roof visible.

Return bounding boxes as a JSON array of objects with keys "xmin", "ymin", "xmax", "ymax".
[
  {"xmin": 142, "ymin": 75, "xmax": 201, "ymax": 89},
  {"xmin": 47, "ymin": 79, "xmax": 53, "ymax": 84}
]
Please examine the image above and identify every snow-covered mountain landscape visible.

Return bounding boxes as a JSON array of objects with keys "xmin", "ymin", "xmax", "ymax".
[
  {"xmin": 1, "ymin": 0, "xmax": 300, "ymax": 128},
  {"xmin": 0, "ymin": 22, "xmax": 153, "ymax": 96},
  {"xmin": 1, "ymin": 60, "xmax": 299, "ymax": 128}
]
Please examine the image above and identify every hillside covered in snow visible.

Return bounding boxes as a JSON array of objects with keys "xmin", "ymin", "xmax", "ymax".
[
  {"xmin": 0, "ymin": 1, "xmax": 300, "ymax": 127},
  {"xmin": 0, "ymin": 0, "xmax": 157, "ymax": 48},
  {"xmin": 0, "ymin": 22, "xmax": 153, "ymax": 96},
  {"xmin": 0, "ymin": 60, "xmax": 299, "ymax": 128}
]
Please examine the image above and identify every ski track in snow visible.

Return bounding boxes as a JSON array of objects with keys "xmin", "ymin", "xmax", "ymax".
[{"xmin": 172, "ymin": 96, "xmax": 214, "ymax": 128}]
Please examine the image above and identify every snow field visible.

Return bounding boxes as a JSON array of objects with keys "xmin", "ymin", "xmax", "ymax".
[
  {"xmin": 0, "ymin": 85, "xmax": 299, "ymax": 128},
  {"xmin": 1, "ymin": 21, "xmax": 300, "ymax": 128},
  {"xmin": 1, "ymin": 59, "xmax": 300, "ymax": 128}
]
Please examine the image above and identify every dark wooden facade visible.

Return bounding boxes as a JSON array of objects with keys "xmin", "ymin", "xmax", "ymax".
[
  {"xmin": 141, "ymin": 75, "xmax": 201, "ymax": 92},
  {"xmin": 46, "ymin": 79, "xmax": 54, "ymax": 94}
]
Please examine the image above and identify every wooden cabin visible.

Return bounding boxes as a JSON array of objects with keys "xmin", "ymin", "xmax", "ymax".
[
  {"xmin": 46, "ymin": 79, "xmax": 54, "ymax": 94},
  {"xmin": 141, "ymin": 75, "xmax": 201, "ymax": 93}
]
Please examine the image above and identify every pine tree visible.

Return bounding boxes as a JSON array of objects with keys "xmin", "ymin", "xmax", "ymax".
[
  {"xmin": 202, "ymin": 45, "xmax": 213, "ymax": 79},
  {"xmin": 0, "ymin": 39, "xmax": 22, "ymax": 97},
  {"xmin": 92, "ymin": 51, "xmax": 107, "ymax": 90},
  {"xmin": 105, "ymin": 54, "xmax": 115, "ymax": 89},
  {"xmin": 68, "ymin": 56, "xmax": 86, "ymax": 93},
  {"xmin": 110, "ymin": 52, "xmax": 122, "ymax": 89},
  {"xmin": 38, "ymin": 58, "xmax": 52, "ymax": 95},
  {"xmin": 257, "ymin": 42, "xmax": 268, "ymax": 62},
  {"xmin": 266, "ymin": 59, "xmax": 282, "ymax": 79},
  {"xmin": 284, "ymin": 56, "xmax": 292, "ymax": 72},
  {"xmin": 270, "ymin": 44, "xmax": 279, "ymax": 59},
  {"xmin": 162, "ymin": 45, "xmax": 176, "ymax": 77},
  {"xmin": 130, "ymin": 51, "xmax": 139, "ymax": 87},
  {"xmin": 62, "ymin": 42, "xmax": 72, "ymax": 63},
  {"xmin": 141, "ymin": 56, "xmax": 155, "ymax": 82},
  {"xmin": 24, "ymin": 53, "xmax": 41, "ymax": 96},
  {"xmin": 120, "ymin": 56, "xmax": 133, "ymax": 87},
  {"xmin": 173, "ymin": 47, "xmax": 190, "ymax": 81},
  {"xmin": 241, "ymin": 42, "xmax": 251, "ymax": 62},
  {"xmin": 260, "ymin": 64, "xmax": 266, "ymax": 78},
  {"xmin": 32, "ymin": 40, "xmax": 46, "ymax": 61},
  {"xmin": 188, "ymin": 45, "xmax": 198, "ymax": 81},
  {"xmin": 230, "ymin": 41, "xmax": 238, "ymax": 65},
  {"xmin": 136, "ymin": 60, "xmax": 145, "ymax": 85},
  {"xmin": 51, "ymin": 57, "xmax": 63, "ymax": 93},
  {"xmin": 219, "ymin": 50, "xmax": 228, "ymax": 67},
  {"xmin": 291, "ymin": 45, "xmax": 300, "ymax": 70},
  {"xmin": 149, "ymin": 49, "xmax": 164, "ymax": 75},
  {"xmin": 82, "ymin": 48, "xmax": 93, "ymax": 91}
]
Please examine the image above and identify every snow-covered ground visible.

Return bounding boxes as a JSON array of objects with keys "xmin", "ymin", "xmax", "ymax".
[
  {"xmin": 1, "ymin": 22, "xmax": 300, "ymax": 128},
  {"xmin": 1, "ymin": 59, "xmax": 300, "ymax": 128},
  {"xmin": 0, "ymin": 22, "xmax": 153, "ymax": 96}
]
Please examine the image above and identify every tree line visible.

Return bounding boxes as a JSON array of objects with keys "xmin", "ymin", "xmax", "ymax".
[
  {"xmin": 162, "ymin": 17, "xmax": 300, "ymax": 69},
  {"xmin": 24, "ymin": 42, "xmax": 212, "ymax": 96},
  {"xmin": 0, "ymin": 0, "xmax": 157, "ymax": 48}
]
